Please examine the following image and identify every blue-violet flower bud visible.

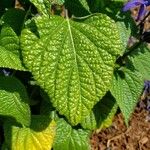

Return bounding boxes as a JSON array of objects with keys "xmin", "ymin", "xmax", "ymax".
[{"xmin": 123, "ymin": 0, "xmax": 150, "ymax": 21}]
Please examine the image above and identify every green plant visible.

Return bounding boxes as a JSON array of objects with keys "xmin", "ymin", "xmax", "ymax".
[{"xmin": 0, "ymin": 0, "xmax": 149, "ymax": 149}]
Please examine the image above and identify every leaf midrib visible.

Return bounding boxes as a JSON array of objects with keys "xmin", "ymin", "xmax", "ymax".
[{"xmin": 66, "ymin": 17, "xmax": 82, "ymax": 121}]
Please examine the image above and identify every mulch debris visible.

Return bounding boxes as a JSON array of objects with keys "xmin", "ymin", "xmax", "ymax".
[{"xmin": 90, "ymin": 99, "xmax": 150, "ymax": 150}]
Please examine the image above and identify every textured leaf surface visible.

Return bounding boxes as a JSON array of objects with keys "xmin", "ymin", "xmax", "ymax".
[
  {"xmin": 81, "ymin": 92, "xmax": 118, "ymax": 130},
  {"xmin": 111, "ymin": 68, "xmax": 143, "ymax": 124},
  {"xmin": 129, "ymin": 44, "xmax": 150, "ymax": 80},
  {"xmin": 0, "ymin": 77, "xmax": 30, "ymax": 126},
  {"xmin": 53, "ymin": 118, "xmax": 90, "ymax": 150},
  {"xmin": 0, "ymin": 26, "xmax": 25, "ymax": 70},
  {"xmin": 4, "ymin": 116, "xmax": 56, "ymax": 150},
  {"xmin": 21, "ymin": 14, "xmax": 122, "ymax": 125},
  {"xmin": 117, "ymin": 21, "xmax": 131, "ymax": 54}
]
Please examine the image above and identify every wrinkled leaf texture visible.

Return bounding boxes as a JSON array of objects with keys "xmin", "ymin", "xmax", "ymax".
[
  {"xmin": 111, "ymin": 68, "xmax": 143, "ymax": 124},
  {"xmin": 0, "ymin": 26, "xmax": 25, "ymax": 70},
  {"xmin": 129, "ymin": 44, "xmax": 150, "ymax": 80},
  {"xmin": 0, "ymin": 76, "xmax": 30, "ymax": 126},
  {"xmin": 21, "ymin": 14, "xmax": 122, "ymax": 125}
]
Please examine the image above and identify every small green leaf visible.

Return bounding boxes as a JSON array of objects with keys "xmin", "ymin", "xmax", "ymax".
[
  {"xmin": 81, "ymin": 92, "xmax": 118, "ymax": 130},
  {"xmin": 4, "ymin": 116, "xmax": 56, "ymax": 150},
  {"xmin": 111, "ymin": 68, "xmax": 143, "ymax": 124},
  {"xmin": 21, "ymin": 14, "xmax": 122, "ymax": 125},
  {"xmin": 53, "ymin": 118, "xmax": 90, "ymax": 150},
  {"xmin": 0, "ymin": 76, "xmax": 31, "ymax": 126},
  {"xmin": 0, "ymin": 26, "xmax": 25, "ymax": 70},
  {"xmin": 129, "ymin": 44, "xmax": 150, "ymax": 80}
]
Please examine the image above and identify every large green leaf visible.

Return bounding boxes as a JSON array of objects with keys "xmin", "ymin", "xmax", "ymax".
[
  {"xmin": 0, "ymin": 77, "xmax": 31, "ymax": 126},
  {"xmin": 128, "ymin": 44, "xmax": 150, "ymax": 80},
  {"xmin": 21, "ymin": 14, "xmax": 122, "ymax": 125},
  {"xmin": 111, "ymin": 68, "xmax": 143, "ymax": 124},
  {"xmin": 4, "ymin": 116, "xmax": 56, "ymax": 150},
  {"xmin": 53, "ymin": 118, "xmax": 90, "ymax": 150},
  {"xmin": 81, "ymin": 92, "xmax": 118, "ymax": 130},
  {"xmin": 0, "ymin": 26, "xmax": 25, "ymax": 70}
]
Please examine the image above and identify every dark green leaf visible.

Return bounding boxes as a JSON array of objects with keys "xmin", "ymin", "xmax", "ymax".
[
  {"xmin": 0, "ymin": 0, "xmax": 15, "ymax": 9},
  {"xmin": 65, "ymin": 0, "xmax": 90, "ymax": 17},
  {"xmin": 0, "ymin": 76, "xmax": 31, "ymax": 126},
  {"xmin": 128, "ymin": 44, "xmax": 150, "ymax": 80},
  {"xmin": 86, "ymin": 0, "xmax": 110, "ymax": 13},
  {"xmin": 0, "ymin": 26, "xmax": 25, "ymax": 70},
  {"xmin": 2, "ymin": 9, "xmax": 26, "ymax": 35},
  {"xmin": 111, "ymin": 68, "xmax": 143, "ymax": 124}
]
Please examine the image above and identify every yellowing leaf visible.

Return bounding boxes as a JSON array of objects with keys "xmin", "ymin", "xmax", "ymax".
[{"xmin": 4, "ymin": 116, "xmax": 56, "ymax": 150}]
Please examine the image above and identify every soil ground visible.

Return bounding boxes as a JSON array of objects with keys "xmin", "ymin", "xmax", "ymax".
[{"xmin": 90, "ymin": 99, "xmax": 150, "ymax": 150}]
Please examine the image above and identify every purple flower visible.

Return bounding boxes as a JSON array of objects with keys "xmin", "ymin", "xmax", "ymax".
[
  {"xmin": 1, "ymin": 69, "xmax": 10, "ymax": 76},
  {"xmin": 123, "ymin": 0, "xmax": 150, "ymax": 21},
  {"xmin": 141, "ymin": 80, "xmax": 150, "ymax": 100},
  {"xmin": 144, "ymin": 80, "xmax": 150, "ymax": 92}
]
